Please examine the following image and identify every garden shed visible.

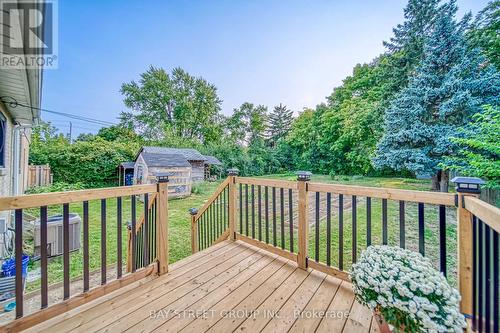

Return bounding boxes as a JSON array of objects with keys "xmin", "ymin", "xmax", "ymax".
[
  {"xmin": 132, "ymin": 147, "xmax": 222, "ymax": 198},
  {"xmin": 204, "ymin": 155, "xmax": 223, "ymax": 180}
]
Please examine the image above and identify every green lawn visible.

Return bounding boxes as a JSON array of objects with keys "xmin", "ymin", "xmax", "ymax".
[
  {"xmin": 26, "ymin": 174, "xmax": 458, "ymax": 292},
  {"xmin": 25, "ymin": 181, "xmax": 221, "ymax": 292}
]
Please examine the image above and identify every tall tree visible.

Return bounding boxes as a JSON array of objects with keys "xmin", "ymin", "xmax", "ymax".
[
  {"xmin": 225, "ymin": 102, "xmax": 268, "ymax": 146},
  {"xmin": 441, "ymin": 105, "xmax": 500, "ymax": 189},
  {"xmin": 267, "ymin": 103, "xmax": 293, "ymax": 146},
  {"xmin": 374, "ymin": 2, "xmax": 500, "ymax": 191},
  {"xmin": 120, "ymin": 66, "xmax": 223, "ymax": 144},
  {"xmin": 468, "ymin": 0, "xmax": 500, "ymax": 68},
  {"xmin": 384, "ymin": 0, "xmax": 440, "ymax": 74}
]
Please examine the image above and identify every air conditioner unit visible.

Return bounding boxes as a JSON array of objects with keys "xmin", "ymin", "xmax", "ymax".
[{"xmin": 34, "ymin": 214, "xmax": 81, "ymax": 257}]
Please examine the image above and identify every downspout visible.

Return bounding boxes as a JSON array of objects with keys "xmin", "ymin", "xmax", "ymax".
[{"xmin": 11, "ymin": 123, "xmax": 32, "ymax": 196}]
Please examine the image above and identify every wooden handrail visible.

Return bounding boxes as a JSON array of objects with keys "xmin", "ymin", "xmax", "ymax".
[
  {"xmin": 0, "ymin": 184, "xmax": 157, "ymax": 210},
  {"xmin": 193, "ymin": 178, "xmax": 230, "ymax": 220},
  {"xmin": 464, "ymin": 196, "xmax": 500, "ymax": 233},
  {"xmin": 308, "ymin": 182, "xmax": 456, "ymax": 206},
  {"xmin": 235, "ymin": 177, "xmax": 298, "ymax": 190}
]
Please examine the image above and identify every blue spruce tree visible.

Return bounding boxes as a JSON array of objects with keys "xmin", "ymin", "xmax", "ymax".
[{"xmin": 374, "ymin": 1, "xmax": 500, "ymax": 191}]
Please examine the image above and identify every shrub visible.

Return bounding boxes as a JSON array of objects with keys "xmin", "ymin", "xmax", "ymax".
[{"xmin": 351, "ymin": 246, "xmax": 465, "ymax": 332}]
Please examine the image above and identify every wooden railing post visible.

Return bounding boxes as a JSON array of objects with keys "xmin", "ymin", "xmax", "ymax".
[
  {"xmin": 189, "ymin": 208, "xmax": 199, "ymax": 253},
  {"xmin": 228, "ymin": 168, "xmax": 239, "ymax": 241},
  {"xmin": 297, "ymin": 171, "xmax": 311, "ymax": 270},
  {"xmin": 155, "ymin": 174, "xmax": 169, "ymax": 275},
  {"xmin": 451, "ymin": 176, "xmax": 484, "ymax": 316}
]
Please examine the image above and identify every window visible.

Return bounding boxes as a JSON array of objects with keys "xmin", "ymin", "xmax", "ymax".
[{"xmin": 0, "ymin": 113, "xmax": 5, "ymax": 167}]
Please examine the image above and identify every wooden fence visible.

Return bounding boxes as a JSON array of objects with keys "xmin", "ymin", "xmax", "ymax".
[{"xmin": 27, "ymin": 165, "xmax": 52, "ymax": 188}]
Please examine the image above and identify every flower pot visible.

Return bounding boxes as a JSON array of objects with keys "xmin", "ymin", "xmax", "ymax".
[{"xmin": 374, "ymin": 308, "xmax": 392, "ymax": 333}]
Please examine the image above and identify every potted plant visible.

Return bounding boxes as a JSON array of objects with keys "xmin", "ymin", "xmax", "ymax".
[{"xmin": 350, "ymin": 245, "xmax": 465, "ymax": 333}]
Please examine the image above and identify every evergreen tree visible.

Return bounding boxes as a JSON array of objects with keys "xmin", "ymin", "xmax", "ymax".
[
  {"xmin": 384, "ymin": 0, "xmax": 440, "ymax": 79},
  {"xmin": 267, "ymin": 103, "xmax": 293, "ymax": 146},
  {"xmin": 374, "ymin": 2, "xmax": 500, "ymax": 191},
  {"xmin": 468, "ymin": 0, "xmax": 500, "ymax": 68}
]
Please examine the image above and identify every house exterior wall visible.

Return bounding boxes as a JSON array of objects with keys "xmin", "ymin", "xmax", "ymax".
[
  {"xmin": 189, "ymin": 161, "xmax": 205, "ymax": 183},
  {"xmin": 0, "ymin": 103, "xmax": 32, "ymax": 258},
  {"xmin": 133, "ymin": 153, "xmax": 149, "ymax": 185},
  {"xmin": 0, "ymin": 103, "xmax": 13, "ymax": 198}
]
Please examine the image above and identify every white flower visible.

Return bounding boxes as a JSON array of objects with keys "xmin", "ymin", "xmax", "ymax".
[{"xmin": 350, "ymin": 245, "xmax": 465, "ymax": 332}]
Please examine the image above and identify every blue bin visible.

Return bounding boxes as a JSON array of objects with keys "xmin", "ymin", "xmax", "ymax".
[{"xmin": 1, "ymin": 255, "xmax": 29, "ymax": 277}]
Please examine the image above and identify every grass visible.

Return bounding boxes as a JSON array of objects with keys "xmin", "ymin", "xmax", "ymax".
[
  {"xmin": 25, "ymin": 181, "xmax": 221, "ymax": 292},
  {"xmin": 25, "ymin": 174, "xmax": 458, "ymax": 292},
  {"xmin": 241, "ymin": 174, "xmax": 458, "ymax": 285}
]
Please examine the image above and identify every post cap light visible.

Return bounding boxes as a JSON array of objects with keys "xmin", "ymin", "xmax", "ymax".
[
  {"xmin": 296, "ymin": 171, "xmax": 312, "ymax": 181},
  {"xmin": 155, "ymin": 172, "xmax": 171, "ymax": 183},
  {"xmin": 189, "ymin": 208, "xmax": 198, "ymax": 215},
  {"xmin": 451, "ymin": 176, "xmax": 485, "ymax": 194},
  {"xmin": 227, "ymin": 168, "xmax": 239, "ymax": 176}
]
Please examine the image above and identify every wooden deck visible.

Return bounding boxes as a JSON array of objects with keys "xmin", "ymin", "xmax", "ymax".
[{"xmin": 25, "ymin": 240, "xmax": 377, "ymax": 333}]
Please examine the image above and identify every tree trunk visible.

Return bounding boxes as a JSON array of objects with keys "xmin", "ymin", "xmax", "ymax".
[
  {"xmin": 439, "ymin": 169, "xmax": 449, "ymax": 192},
  {"xmin": 431, "ymin": 171, "xmax": 441, "ymax": 192}
]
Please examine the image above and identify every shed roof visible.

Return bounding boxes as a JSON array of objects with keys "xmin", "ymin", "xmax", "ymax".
[
  {"xmin": 142, "ymin": 153, "xmax": 191, "ymax": 167},
  {"xmin": 142, "ymin": 147, "xmax": 207, "ymax": 161},
  {"xmin": 120, "ymin": 161, "xmax": 135, "ymax": 169},
  {"xmin": 204, "ymin": 155, "xmax": 222, "ymax": 165}
]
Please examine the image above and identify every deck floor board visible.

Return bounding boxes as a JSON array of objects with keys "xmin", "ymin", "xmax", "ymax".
[{"xmin": 26, "ymin": 240, "xmax": 373, "ymax": 333}]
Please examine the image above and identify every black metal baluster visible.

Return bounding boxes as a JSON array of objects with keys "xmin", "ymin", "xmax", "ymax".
[
  {"xmin": 83, "ymin": 201, "xmax": 89, "ymax": 290},
  {"xmin": 223, "ymin": 188, "xmax": 227, "ymax": 230},
  {"xmin": 117, "ymin": 197, "xmax": 122, "ymax": 279},
  {"xmin": 63, "ymin": 204, "xmax": 70, "ymax": 298},
  {"xmin": 131, "ymin": 195, "xmax": 137, "ymax": 272},
  {"xmin": 288, "ymin": 189, "xmax": 293, "ymax": 253},
  {"xmin": 258, "ymin": 185, "xmax": 262, "ymax": 241},
  {"xmin": 352, "ymin": 195, "xmax": 357, "ymax": 263},
  {"xmin": 472, "ymin": 216, "xmax": 477, "ymax": 331},
  {"xmin": 265, "ymin": 186, "xmax": 269, "ymax": 243},
  {"xmin": 239, "ymin": 184, "xmax": 243, "ymax": 234},
  {"xmin": 210, "ymin": 205, "xmax": 214, "ymax": 244},
  {"xmin": 143, "ymin": 194, "xmax": 149, "ymax": 266},
  {"xmin": 493, "ymin": 229, "xmax": 499, "ymax": 333},
  {"xmin": 485, "ymin": 224, "xmax": 491, "ymax": 333},
  {"xmin": 478, "ymin": 220, "xmax": 483, "ymax": 333},
  {"xmin": 213, "ymin": 204, "xmax": 216, "ymax": 243},
  {"xmin": 40, "ymin": 206, "xmax": 48, "ymax": 309},
  {"xmin": 382, "ymin": 199, "xmax": 388, "ymax": 245},
  {"xmin": 101, "ymin": 200, "xmax": 106, "ymax": 284},
  {"xmin": 315, "ymin": 192, "xmax": 320, "ymax": 262},
  {"xmin": 245, "ymin": 184, "xmax": 249, "ymax": 236},
  {"xmin": 366, "ymin": 197, "xmax": 371, "ymax": 247},
  {"xmin": 15, "ymin": 209, "xmax": 23, "ymax": 318},
  {"xmin": 439, "ymin": 205, "xmax": 446, "ymax": 277},
  {"xmin": 272, "ymin": 187, "xmax": 277, "ymax": 246},
  {"xmin": 326, "ymin": 193, "xmax": 331, "ymax": 266},
  {"xmin": 251, "ymin": 185, "xmax": 255, "ymax": 239},
  {"xmin": 339, "ymin": 194, "xmax": 344, "ymax": 270},
  {"xmin": 201, "ymin": 213, "xmax": 207, "ymax": 249},
  {"xmin": 198, "ymin": 212, "xmax": 202, "ymax": 251},
  {"xmin": 215, "ymin": 197, "xmax": 218, "ymax": 238},
  {"xmin": 418, "ymin": 203, "xmax": 425, "ymax": 256},
  {"xmin": 399, "ymin": 201, "xmax": 405, "ymax": 248},
  {"xmin": 280, "ymin": 188, "xmax": 285, "ymax": 249}
]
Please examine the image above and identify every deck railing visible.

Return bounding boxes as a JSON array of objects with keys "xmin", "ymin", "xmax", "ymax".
[
  {"xmin": 189, "ymin": 178, "xmax": 230, "ymax": 252},
  {"xmin": 189, "ymin": 170, "xmax": 499, "ymax": 332},
  {"xmin": 0, "ymin": 177, "xmax": 169, "ymax": 331}
]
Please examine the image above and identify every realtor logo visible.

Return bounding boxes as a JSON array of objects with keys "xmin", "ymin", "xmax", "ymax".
[{"xmin": 0, "ymin": 0, "xmax": 58, "ymax": 68}]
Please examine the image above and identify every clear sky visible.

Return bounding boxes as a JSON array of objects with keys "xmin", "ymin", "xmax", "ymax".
[{"xmin": 42, "ymin": 0, "xmax": 490, "ymax": 136}]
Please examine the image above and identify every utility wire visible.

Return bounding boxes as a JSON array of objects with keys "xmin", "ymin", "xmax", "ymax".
[{"xmin": 0, "ymin": 96, "xmax": 118, "ymax": 126}]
